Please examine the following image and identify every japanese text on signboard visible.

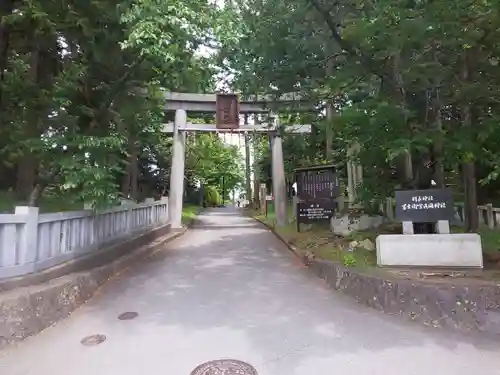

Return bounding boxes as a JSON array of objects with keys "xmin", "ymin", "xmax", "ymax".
[
  {"xmin": 297, "ymin": 201, "xmax": 335, "ymax": 223},
  {"xmin": 395, "ymin": 188, "xmax": 454, "ymax": 222},
  {"xmin": 296, "ymin": 166, "xmax": 340, "ymax": 200},
  {"xmin": 402, "ymin": 195, "xmax": 447, "ymax": 211}
]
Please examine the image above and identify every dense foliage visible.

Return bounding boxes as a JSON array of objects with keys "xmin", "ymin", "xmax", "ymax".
[
  {"xmin": 219, "ymin": 0, "xmax": 500, "ymax": 231},
  {"xmin": 186, "ymin": 132, "xmax": 244, "ymax": 204},
  {"xmin": 0, "ymin": 0, "xmax": 242, "ymax": 211}
]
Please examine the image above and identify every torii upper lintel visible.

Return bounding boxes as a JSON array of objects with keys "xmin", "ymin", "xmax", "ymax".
[{"xmin": 163, "ymin": 92, "xmax": 310, "ymax": 113}]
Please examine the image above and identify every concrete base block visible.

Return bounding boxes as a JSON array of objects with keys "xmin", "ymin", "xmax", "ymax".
[
  {"xmin": 435, "ymin": 220, "xmax": 450, "ymax": 234},
  {"xmin": 402, "ymin": 221, "xmax": 414, "ymax": 234},
  {"xmin": 376, "ymin": 233, "xmax": 483, "ymax": 268}
]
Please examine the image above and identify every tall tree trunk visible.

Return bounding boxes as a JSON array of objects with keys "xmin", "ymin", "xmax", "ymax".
[
  {"xmin": 121, "ymin": 167, "xmax": 131, "ymax": 197},
  {"xmin": 130, "ymin": 146, "xmax": 139, "ymax": 200},
  {"xmin": 28, "ymin": 183, "xmax": 45, "ymax": 207},
  {"xmin": 325, "ymin": 50, "xmax": 334, "ymax": 161},
  {"xmin": 24, "ymin": 26, "xmax": 61, "ymax": 203},
  {"xmin": 325, "ymin": 102, "xmax": 334, "ymax": 162},
  {"xmin": 460, "ymin": 51, "xmax": 478, "ymax": 232},
  {"xmin": 121, "ymin": 135, "xmax": 139, "ymax": 200},
  {"xmin": 18, "ymin": 44, "xmax": 40, "ymax": 200},
  {"xmin": 0, "ymin": 0, "xmax": 14, "ymax": 106},
  {"xmin": 431, "ymin": 122, "xmax": 445, "ymax": 187},
  {"xmin": 428, "ymin": 88, "xmax": 445, "ymax": 187},
  {"xmin": 310, "ymin": 123, "xmax": 319, "ymax": 163},
  {"xmin": 462, "ymin": 161, "xmax": 478, "ymax": 232},
  {"xmin": 381, "ymin": 52, "xmax": 413, "ymax": 184},
  {"xmin": 429, "ymin": 43, "xmax": 445, "ymax": 187},
  {"xmin": 16, "ymin": 155, "xmax": 37, "ymax": 200},
  {"xmin": 116, "ymin": 119, "xmax": 130, "ymax": 197},
  {"xmin": 27, "ymin": 167, "xmax": 60, "ymax": 207}
]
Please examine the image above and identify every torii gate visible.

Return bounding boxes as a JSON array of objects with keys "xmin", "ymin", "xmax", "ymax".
[{"xmin": 162, "ymin": 92, "xmax": 311, "ymax": 228}]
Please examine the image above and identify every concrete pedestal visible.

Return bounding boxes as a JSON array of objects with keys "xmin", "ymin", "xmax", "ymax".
[
  {"xmin": 436, "ymin": 220, "xmax": 450, "ymax": 234},
  {"xmin": 376, "ymin": 233, "xmax": 483, "ymax": 268},
  {"xmin": 402, "ymin": 221, "xmax": 414, "ymax": 234}
]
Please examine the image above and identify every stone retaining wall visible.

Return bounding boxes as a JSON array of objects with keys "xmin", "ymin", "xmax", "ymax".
[
  {"xmin": 307, "ymin": 257, "xmax": 500, "ymax": 336},
  {"xmin": 253, "ymin": 216, "xmax": 500, "ymax": 337}
]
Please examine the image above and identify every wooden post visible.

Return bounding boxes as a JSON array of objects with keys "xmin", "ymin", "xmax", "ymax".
[{"xmin": 296, "ymin": 200, "xmax": 301, "ymax": 233}]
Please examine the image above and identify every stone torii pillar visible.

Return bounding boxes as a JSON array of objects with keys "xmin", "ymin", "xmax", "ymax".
[
  {"xmin": 169, "ymin": 109, "xmax": 187, "ymax": 228},
  {"xmin": 244, "ymin": 115, "xmax": 252, "ymax": 205},
  {"xmin": 271, "ymin": 116, "xmax": 287, "ymax": 227}
]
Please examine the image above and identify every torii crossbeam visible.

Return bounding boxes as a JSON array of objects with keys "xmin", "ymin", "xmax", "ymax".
[{"xmin": 163, "ymin": 92, "xmax": 309, "ymax": 113}]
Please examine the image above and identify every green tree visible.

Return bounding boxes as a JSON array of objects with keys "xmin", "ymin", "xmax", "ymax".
[
  {"xmin": 219, "ymin": 0, "xmax": 500, "ymax": 232},
  {"xmin": 186, "ymin": 133, "xmax": 244, "ymax": 201},
  {"xmin": 0, "ymin": 0, "xmax": 220, "ymax": 211}
]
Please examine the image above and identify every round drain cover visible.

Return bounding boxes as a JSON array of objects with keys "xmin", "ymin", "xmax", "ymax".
[
  {"xmin": 190, "ymin": 359, "xmax": 258, "ymax": 375},
  {"xmin": 81, "ymin": 334, "xmax": 106, "ymax": 346},
  {"xmin": 118, "ymin": 312, "xmax": 139, "ymax": 320}
]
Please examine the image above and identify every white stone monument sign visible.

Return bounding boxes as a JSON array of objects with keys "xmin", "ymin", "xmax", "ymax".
[{"xmin": 376, "ymin": 188, "xmax": 483, "ymax": 268}]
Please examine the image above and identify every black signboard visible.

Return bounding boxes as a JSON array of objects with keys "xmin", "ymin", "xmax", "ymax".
[
  {"xmin": 297, "ymin": 200, "xmax": 335, "ymax": 224},
  {"xmin": 295, "ymin": 165, "xmax": 340, "ymax": 200},
  {"xmin": 395, "ymin": 188, "xmax": 454, "ymax": 222}
]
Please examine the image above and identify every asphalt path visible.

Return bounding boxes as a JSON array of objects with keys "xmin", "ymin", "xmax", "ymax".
[{"xmin": 0, "ymin": 207, "xmax": 498, "ymax": 375}]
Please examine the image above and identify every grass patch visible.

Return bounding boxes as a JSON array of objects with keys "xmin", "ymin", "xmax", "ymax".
[
  {"xmin": 253, "ymin": 210, "xmax": 377, "ymax": 269},
  {"xmin": 181, "ymin": 204, "xmax": 201, "ymax": 224},
  {"xmin": 477, "ymin": 228, "xmax": 500, "ymax": 255},
  {"xmin": 254, "ymin": 206, "xmax": 500, "ymax": 272},
  {"xmin": 453, "ymin": 226, "xmax": 500, "ymax": 254}
]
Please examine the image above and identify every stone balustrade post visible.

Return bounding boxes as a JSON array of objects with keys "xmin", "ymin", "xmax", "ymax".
[
  {"xmin": 15, "ymin": 206, "xmax": 39, "ymax": 267},
  {"xmin": 486, "ymin": 203, "xmax": 494, "ymax": 229}
]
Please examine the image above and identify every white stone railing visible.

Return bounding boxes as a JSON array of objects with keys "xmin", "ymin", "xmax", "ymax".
[
  {"xmin": 453, "ymin": 203, "xmax": 500, "ymax": 229},
  {"xmin": 0, "ymin": 197, "xmax": 169, "ymax": 279}
]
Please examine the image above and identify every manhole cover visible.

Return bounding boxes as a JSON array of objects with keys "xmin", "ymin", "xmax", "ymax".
[
  {"xmin": 190, "ymin": 359, "xmax": 258, "ymax": 375},
  {"xmin": 81, "ymin": 334, "xmax": 106, "ymax": 346},
  {"xmin": 118, "ymin": 312, "xmax": 139, "ymax": 320}
]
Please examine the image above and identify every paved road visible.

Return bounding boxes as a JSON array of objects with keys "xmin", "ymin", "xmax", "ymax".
[{"xmin": 0, "ymin": 208, "xmax": 498, "ymax": 375}]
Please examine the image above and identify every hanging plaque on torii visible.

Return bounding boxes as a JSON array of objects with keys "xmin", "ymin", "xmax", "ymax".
[{"xmin": 216, "ymin": 93, "xmax": 239, "ymax": 129}]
